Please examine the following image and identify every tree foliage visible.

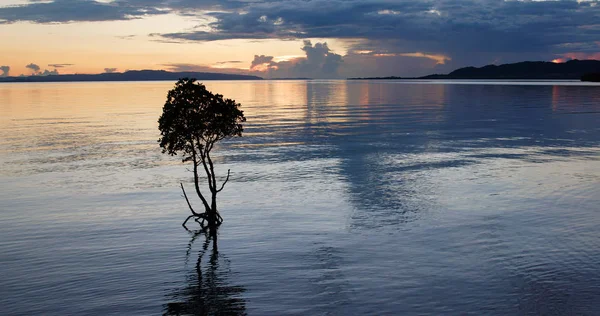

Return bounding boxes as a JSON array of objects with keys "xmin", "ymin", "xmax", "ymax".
[
  {"xmin": 159, "ymin": 78, "xmax": 245, "ymax": 159},
  {"xmin": 158, "ymin": 78, "xmax": 246, "ymax": 230}
]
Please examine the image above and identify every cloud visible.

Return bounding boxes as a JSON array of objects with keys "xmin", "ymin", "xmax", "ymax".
[
  {"xmin": 5, "ymin": 0, "xmax": 600, "ymax": 76},
  {"xmin": 40, "ymin": 69, "xmax": 59, "ymax": 76},
  {"xmin": 552, "ymin": 52, "xmax": 600, "ymax": 63},
  {"xmin": 341, "ymin": 52, "xmax": 450, "ymax": 78},
  {"xmin": 161, "ymin": 41, "xmax": 342, "ymax": 78},
  {"xmin": 104, "ymin": 68, "xmax": 118, "ymax": 73},
  {"xmin": 162, "ymin": 63, "xmax": 250, "ymax": 75},
  {"xmin": 0, "ymin": 0, "xmax": 249, "ymax": 24},
  {"xmin": 5, "ymin": 0, "xmax": 600, "ymax": 60},
  {"xmin": 26, "ymin": 63, "xmax": 40, "ymax": 74},
  {"xmin": 397, "ymin": 53, "xmax": 450, "ymax": 65},
  {"xmin": 0, "ymin": 65, "xmax": 9, "ymax": 77},
  {"xmin": 156, "ymin": 0, "xmax": 600, "ymax": 51},
  {"xmin": 25, "ymin": 63, "xmax": 59, "ymax": 76},
  {"xmin": 211, "ymin": 60, "xmax": 245, "ymax": 69},
  {"xmin": 48, "ymin": 63, "xmax": 74, "ymax": 68},
  {"xmin": 249, "ymin": 40, "xmax": 343, "ymax": 78},
  {"xmin": 0, "ymin": 0, "xmax": 168, "ymax": 24},
  {"xmin": 250, "ymin": 55, "xmax": 274, "ymax": 71},
  {"xmin": 356, "ymin": 51, "xmax": 450, "ymax": 65},
  {"xmin": 153, "ymin": 0, "xmax": 600, "ymax": 75},
  {"xmin": 214, "ymin": 60, "xmax": 243, "ymax": 65},
  {"xmin": 298, "ymin": 41, "xmax": 343, "ymax": 75}
]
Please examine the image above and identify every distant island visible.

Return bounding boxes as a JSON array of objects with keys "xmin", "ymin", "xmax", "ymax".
[
  {"xmin": 349, "ymin": 60, "xmax": 600, "ymax": 81},
  {"xmin": 0, "ymin": 70, "xmax": 262, "ymax": 83}
]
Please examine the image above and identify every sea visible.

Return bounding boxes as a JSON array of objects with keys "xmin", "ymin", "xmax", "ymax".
[{"xmin": 1, "ymin": 80, "xmax": 600, "ymax": 315}]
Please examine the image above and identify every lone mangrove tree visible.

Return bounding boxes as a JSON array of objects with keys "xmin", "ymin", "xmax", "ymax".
[{"xmin": 158, "ymin": 78, "xmax": 245, "ymax": 231}]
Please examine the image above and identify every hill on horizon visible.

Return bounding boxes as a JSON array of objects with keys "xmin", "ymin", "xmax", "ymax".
[
  {"xmin": 422, "ymin": 59, "xmax": 600, "ymax": 80},
  {"xmin": 0, "ymin": 69, "xmax": 262, "ymax": 83},
  {"xmin": 349, "ymin": 59, "xmax": 600, "ymax": 80}
]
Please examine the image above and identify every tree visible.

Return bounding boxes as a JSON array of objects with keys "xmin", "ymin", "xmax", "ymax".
[{"xmin": 159, "ymin": 78, "xmax": 246, "ymax": 231}]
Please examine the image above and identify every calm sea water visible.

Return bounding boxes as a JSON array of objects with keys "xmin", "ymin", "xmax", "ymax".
[{"xmin": 1, "ymin": 80, "xmax": 600, "ymax": 315}]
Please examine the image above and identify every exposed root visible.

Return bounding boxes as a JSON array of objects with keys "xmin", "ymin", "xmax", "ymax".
[
  {"xmin": 181, "ymin": 211, "xmax": 223, "ymax": 231},
  {"xmin": 182, "ymin": 212, "xmax": 216, "ymax": 231},
  {"xmin": 180, "ymin": 182, "xmax": 224, "ymax": 231}
]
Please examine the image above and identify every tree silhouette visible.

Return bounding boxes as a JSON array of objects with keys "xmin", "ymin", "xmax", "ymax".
[{"xmin": 159, "ymin": 78, "xmax": 246, "ymax": 230}]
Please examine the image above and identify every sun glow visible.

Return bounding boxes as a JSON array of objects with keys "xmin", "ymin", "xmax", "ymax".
[
  {"xmin": 551, "ymin": 51, "xmax": 600, "ymax": 64},
  {"xmin": 273, "ymin": 55, "xmax": 304, "ymax": 62},
  {"xmin": 369, "ymin": 52, "xmax": 451, "ymax": 64}
]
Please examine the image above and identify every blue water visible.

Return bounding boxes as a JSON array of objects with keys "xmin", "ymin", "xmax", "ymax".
[{"xmin": 1, "ymin": 80, "xmax": 599, "ymax": 315}]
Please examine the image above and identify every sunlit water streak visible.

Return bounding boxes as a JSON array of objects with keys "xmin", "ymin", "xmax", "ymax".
[{"xmin": 1, "ymin": 80, "xmax": 599, "ymax": 315}]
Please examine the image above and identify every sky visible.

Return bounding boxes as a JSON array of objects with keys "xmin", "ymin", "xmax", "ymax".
[{"xmin": 1, "ymin": 0, "xmax": 600, "ymax": 79}]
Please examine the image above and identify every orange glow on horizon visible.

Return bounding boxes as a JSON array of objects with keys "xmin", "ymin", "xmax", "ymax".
[
  {"xmin": 0, "ymin": 16, "xmax": 349, "ymax": 77},
  {"xmin": 273, "ymin": 55, "xmax": 304, "ymax": 62},
  {"xmin": 250, "ymin": 63, "xmax": 276, "ymax": 72},
  {"xmin": 369, "ymin": 52, "xmax": 450, "ymax": 65},
  {"xmin": 552, "ymin": 52, "xmax": 600, "ymax": 64}
]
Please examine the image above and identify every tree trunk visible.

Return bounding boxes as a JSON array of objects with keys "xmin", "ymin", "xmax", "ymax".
[
  {"xmin": 181, "ymin": 143, "xmax": 227, "ymax": 231},
  {"xmin": 209, "ymin": 193, "xmax": 218, "ymax": 229}
]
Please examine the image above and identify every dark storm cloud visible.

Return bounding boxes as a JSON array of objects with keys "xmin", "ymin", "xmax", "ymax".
[
  {"xmin": 0, "ymin": 65, "xmax": 9, "ymax": 77},
  {"xmin": 4, "ymin": 0, "xmax": 599, "ymax": 58},
  {"xmin": 0, "ymin": 0, "xmax": 254, "ymax": 24},
  {"xmin": 0, "ymin": 0, "xmax": 167, "ymax": 23},
  {"xmin": 156, "ymin": 0, "xmax": 600, "ymax": 66},
  {"xmin": 124, "ymin": 0, "xmax": 250, "ymax": 11}
]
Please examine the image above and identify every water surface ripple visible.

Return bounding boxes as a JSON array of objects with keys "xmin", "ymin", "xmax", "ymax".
[{"xmin": 1, "ymin": 80, "xmax": 599, "ymax": 315}]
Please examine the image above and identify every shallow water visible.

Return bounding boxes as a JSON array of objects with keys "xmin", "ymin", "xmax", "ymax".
[{"xmin": 1, "ymin": 80, "xmax": 600, "ymax": 315}]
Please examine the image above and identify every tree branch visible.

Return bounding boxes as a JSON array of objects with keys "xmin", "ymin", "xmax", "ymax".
[
  {"xmin": 180, "ymin": 183, "xmax": 199, "ymax": 216},
  {"xmin": 206, "ymin": 150, "xmax": 217, "ymax": 194},
  {"xmin": 199, "ymin": 150, "xmax": 214, "ymax": 193},
  {"xmin": 208, "ymin": 138, "xmax": 215, "ymax": 153},
  {"xmin": 191, "ymin": 152, "xmax": 211, "ymax": 212},
  {"xmin": 182, "ymin": 214, "xmax": 195, "ymax": 231},
  {"xmin": 216, "ymin": 169, "xmax": 230, "ymax": 193},
  {"xmin": 196, "ymin": 136, "xmax": 214, "ymax": 192}
]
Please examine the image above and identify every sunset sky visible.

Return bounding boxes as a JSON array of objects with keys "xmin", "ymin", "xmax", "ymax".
[{"xmin": 1, "ymin": 0, "xmax": 600, "ymax": 78}]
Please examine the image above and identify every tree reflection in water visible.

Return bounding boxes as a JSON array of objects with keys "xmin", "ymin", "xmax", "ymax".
[{"xmin": 164, "ymin": 230, "xmax": 246, "ymax": 316}]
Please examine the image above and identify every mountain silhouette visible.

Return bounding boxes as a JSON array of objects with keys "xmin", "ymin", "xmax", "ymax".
[
  {"xmin": 350, "ymin": 60, "xmax": 600, "ymax": 80},
  {"xmin": 0, "ymin": 70, "xmax": 262, "ymax": 82},
  {"xmin": 424, "ymin": 60, "xmax": 600, "ymax": 80}
]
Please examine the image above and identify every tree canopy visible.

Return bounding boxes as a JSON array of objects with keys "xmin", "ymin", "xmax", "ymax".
[
  {"xmin": 158, "ymin": 78, "xmax": 246, "ymax": 231},
  {"xmin": 159, "ymin": 78, "xmax": 245, "ymax": 160}
]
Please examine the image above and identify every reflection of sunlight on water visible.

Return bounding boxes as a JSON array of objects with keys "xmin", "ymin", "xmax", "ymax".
[{"xmin": 0, "ymin": 82, "xmax": 173, "ymax": 181}]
